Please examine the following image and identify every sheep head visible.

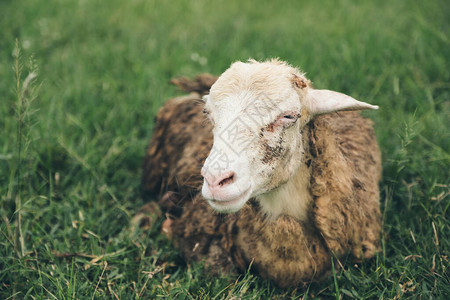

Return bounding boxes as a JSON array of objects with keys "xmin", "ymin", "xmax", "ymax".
[{"xmin": 201, "ymin": 59, "xmax": 378, "ymax": 214}]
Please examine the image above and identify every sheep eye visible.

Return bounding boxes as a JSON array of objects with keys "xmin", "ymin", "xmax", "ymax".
[
  {"xmin": 279, "ymin": 113, "xmax": 299, "ymax": 128},
  {"xmin": 282, "ymin": 114, "xmax": 299, "ymax": 122},
  {"xmin": 202, "ymin": 108, "xmax": 215, "ymax": 126}
]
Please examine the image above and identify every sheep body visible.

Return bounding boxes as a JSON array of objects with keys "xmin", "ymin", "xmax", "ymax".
[{"xmin": 140, "ymin": 66, "xmax": 381, "ymax": 287}]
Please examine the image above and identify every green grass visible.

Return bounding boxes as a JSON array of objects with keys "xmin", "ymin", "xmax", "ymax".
[{"xmin": 1, "ymin": 0, "xmax": 449, "ymax": 298}]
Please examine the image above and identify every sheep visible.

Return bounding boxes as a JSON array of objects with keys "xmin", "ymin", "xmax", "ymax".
[{"xmin": 137, "ymin": 59, "xmax": 382, "ymax": 287}]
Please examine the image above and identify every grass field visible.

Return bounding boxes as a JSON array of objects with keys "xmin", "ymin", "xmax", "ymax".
[{"xmin": 1, "ymin": 0, "xmax": 449, "ymax": 298}]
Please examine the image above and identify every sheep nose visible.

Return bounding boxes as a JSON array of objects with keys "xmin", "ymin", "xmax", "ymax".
[{"xmin": 201, "ymin": 169, "xmax": 236, "ymax": 190}]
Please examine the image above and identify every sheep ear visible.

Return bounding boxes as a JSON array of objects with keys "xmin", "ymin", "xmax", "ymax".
[{"xmin": 307, "ymin": 89, "xmax": 378, "ymax": 116}]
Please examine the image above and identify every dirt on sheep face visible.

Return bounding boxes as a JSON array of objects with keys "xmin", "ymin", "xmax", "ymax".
[{"xmin": 261, "ymin": 136, "xmax": 286, "ymax": 164}]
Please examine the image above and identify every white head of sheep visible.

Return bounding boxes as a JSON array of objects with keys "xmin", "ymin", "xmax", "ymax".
[{"xmin": 201, "ymin": 60, "xmax": 378, "ymax": 217}]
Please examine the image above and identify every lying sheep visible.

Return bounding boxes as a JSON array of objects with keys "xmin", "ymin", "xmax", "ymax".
[{"xmin": 138, "ymin": 59, "xmax": 382, "ymax": 287}]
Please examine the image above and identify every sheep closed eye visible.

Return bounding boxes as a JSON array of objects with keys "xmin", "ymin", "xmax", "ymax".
[
  {"xmin": 280, "ymin": 114, "xmax": 299, "ymax": 127},
  {"xmin": 261, "ymin": 114, "xmax": 299, "ymax": 134}
]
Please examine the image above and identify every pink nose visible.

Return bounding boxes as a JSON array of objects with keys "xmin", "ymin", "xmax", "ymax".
[{"xmin": 201, "ymin": 169, "xmax": 236, "ymax": 190}]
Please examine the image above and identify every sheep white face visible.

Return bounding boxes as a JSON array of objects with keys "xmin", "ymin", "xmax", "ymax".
[
  {"xmin": 200, "ymin": 61, "xmax": 308, "ymax": 213},
  {"xmin": 201, "ymin": 60, "xmax": 378, "ymax": 214}
]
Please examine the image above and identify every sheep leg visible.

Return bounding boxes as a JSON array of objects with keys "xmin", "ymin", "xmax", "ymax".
[
  {"xmin": 131, "ymin": 191, "xmax": 182, "ymax": 235},
  {"xmin": 130, "ymin": 201, "xmax": 162, "ymax": 233}
]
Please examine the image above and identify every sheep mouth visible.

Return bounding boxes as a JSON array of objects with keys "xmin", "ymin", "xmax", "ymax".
[{"xmin": 207, "ymin": 187, "xmax": 252, "ymax": 213}]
